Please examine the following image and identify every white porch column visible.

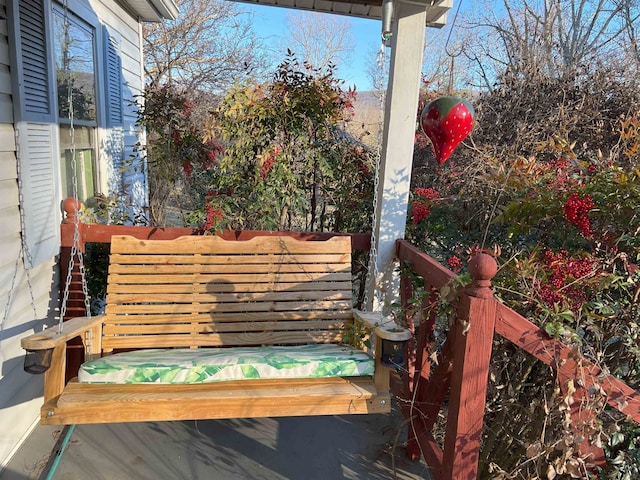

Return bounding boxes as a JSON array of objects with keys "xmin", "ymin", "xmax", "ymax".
[{"xmin": 369, "ymin": 0, "xmax": 427, "ymax": 311}]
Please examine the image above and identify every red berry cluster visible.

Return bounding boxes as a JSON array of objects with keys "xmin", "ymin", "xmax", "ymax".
[
  {"xmin": 412, "ymin": 202, "xmax": 431, "ymax": 224},
  {"xmin": 447, "ymin": 255, "xmax": 463, "ymax": 273},
  {"xmin": 203, "ymin": 191, "xmax": 224, "ymax": 231},
  {"xmin": 260, "ymin": 157, "xmax": 276, "ymax": 180},
  {"xmin": 536, "ymin": 249, "xmax": 596, "ymax": 311},
  {"xmin": 260, "ymin": 147, "xmax": 281, "ymax": 180},
  {"xmin": 563, "ymin": 193, "xmax": 594, "ymax": 236},
  {"xmin": 415, "ymin": 187, "xmax": 439, "ymax": 200},
  {"xmin": 411, "ymin": 188, "xmax": 440, "ymax": 224}
]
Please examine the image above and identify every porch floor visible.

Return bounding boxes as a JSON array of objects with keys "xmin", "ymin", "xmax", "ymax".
[{"xmin": 3, "ymin": 403, "xmax": 433, "ymax": 480}]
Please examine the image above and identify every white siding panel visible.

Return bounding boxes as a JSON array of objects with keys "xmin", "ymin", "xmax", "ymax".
[
  {"xmin": 119, "ymin": 36, "xmax": 140, "ymax": 63},
  {"xmin": 0, "ymin": 0, "xmax": 48, "ymax": 470},
  {"xmin": 0, "ymin": 94, "xmax": 13, "ymax": 123},
  {"xmin": 120, "ymin": 52, "xmax": 141, "ymax": 81},
  {"xmin": 0, "ymin": 256, "xmax": 55, "ymax": 470},
  {"xmin": 0, "ymin": 36, "xmax": 8, "ymax": 65},
  {"xmin": 0, "ymin": 122, "xmax": 15, "ymax": 150},
  {"xmin": 0, "ymin": 178, "xmax": 18, "ymax": 204},
  {"xmin": 0, "ymin": 151, "xmax": 17, "ymax": 180},
  {"xmin": 0, "ymin": 64, "xmax": 12, "ymax": 94}
]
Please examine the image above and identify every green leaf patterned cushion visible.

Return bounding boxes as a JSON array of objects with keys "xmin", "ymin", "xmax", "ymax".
[{"xmin": 78, "ymin": 344, "xmax": 375, "ymax": 384}]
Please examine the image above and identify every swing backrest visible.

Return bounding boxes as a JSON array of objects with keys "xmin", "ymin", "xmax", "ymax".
[{"xmin": 100, "ymin": 235, "xmax": 355, "ymax": 353}]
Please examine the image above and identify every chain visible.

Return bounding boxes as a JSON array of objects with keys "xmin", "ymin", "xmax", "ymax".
[
  {"xmin": 58, "ymin": 0, "xmax": 91, "ymax": 333},
  {"xmin": 6, "ymin": 112, "xmax": 39, "ymax": 329},
  {"xmin": 2, "ymin": 249, "xmax": 38, "ymax": 328},
  {"xmin": 363, "ymin": 44, "xmax": 389, "ymax": 311}
]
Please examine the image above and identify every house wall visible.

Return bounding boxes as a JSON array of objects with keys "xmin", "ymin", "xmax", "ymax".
[
  {"xmin": 0, "ymin": 0, "xmax": 57, "ymax": 469},
  {"xmin": 0, "ymin": 0, "xmax": 147, "ymax": 470}
]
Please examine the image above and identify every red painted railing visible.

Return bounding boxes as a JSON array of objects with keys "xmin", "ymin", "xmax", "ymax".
[{"xmin": 394, "ymin": 239, "xmax": 640, "ymax": 479}]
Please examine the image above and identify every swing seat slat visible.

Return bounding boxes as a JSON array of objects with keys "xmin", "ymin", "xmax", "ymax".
[
  {"xmin": 22, "ymin": 235, "xmax": 403, "ymax": 425},
  {"xmin": 44, "ymin": 377, "xmax": 385, "ymax": 425}
]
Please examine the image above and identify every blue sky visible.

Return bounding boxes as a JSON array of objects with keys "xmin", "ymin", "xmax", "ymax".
[{"xmin": 243, "ymin": 4, "xmax": 385, "ymax": 91}]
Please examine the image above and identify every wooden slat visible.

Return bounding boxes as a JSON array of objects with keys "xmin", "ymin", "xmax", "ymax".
[
  {"xmin": 41, "ymin": 377, "xmax": 390, "ymax": 425},
  {"xmin": 106, "ymin": 281, "xmax": 352, "ymax": 294},
  {"xmin": 22, "ymin": 315, "xmax": 105, "ymax": 350},
  {"xmin": 102, "ymin": 319, "xmax": 346, "ymax": 335},
  {"xmin": 109, "ymin": 235, "xmax": 352, "ymax": 255},
  {"xmin": 107, "ymin": 272, "xmax": 352, "ymax": 284},
  {"xmin": 106, "ymin": 290, "xmax": 351, "ymax": 304},
  {"xmin": 101, "ymin": 330, "xmax": 344, "ymax": 349},
  {"xmin": 105, "ymin": 300, "xmax": 353, "ymax": 315},
  {"xmin": 107, "ymin": 262, "xmax": 350, "ymax": 275},
  {"xmin": 496, "ymin": 304, "xmax": 640, "ymax": 424},
  {"xmin": 103, "ymin": 311, "xmax": 354, "ymax": 325},
  {"xmin": 100, "ymin": 234, "xmax": 357, "ymax": 350},
  {"xmin": 110, "ymin": 253, "xmax": 350, "ymax": 265}
]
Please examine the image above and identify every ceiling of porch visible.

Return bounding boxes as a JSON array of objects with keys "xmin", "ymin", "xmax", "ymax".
[
  {"xmin": 126, "ymin": 0, "xmax": 452, "ymax": 26},
  {"xmin": 230, "ymin": 0, "xmax": 452, "ymax": 27}
]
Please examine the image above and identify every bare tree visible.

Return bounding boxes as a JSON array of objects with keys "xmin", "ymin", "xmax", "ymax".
[
  {"xmin": 619, "ymin": 0, "xmax": 640, "ymax": 72},
  {"xmin": 143, "ymin": 0, "xmax": 267, "ymax": 91},
  {"xmin": 463, "ymin": 0, "xmax": 638, "ymax": 87},
  {"xmin": 281, "ymin": 11, "xmax": 355, "ymax": 74}
]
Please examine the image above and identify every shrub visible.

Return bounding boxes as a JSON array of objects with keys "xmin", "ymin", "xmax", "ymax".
[{"xmin": 408, "ymin": 68, "xmax": 640, "ymax": 478}]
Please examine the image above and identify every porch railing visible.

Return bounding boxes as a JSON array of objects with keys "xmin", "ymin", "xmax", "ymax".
[
  {"xmin": 58, "ymin": 198, "xmax": 640, "ymax": 478},
  {"xmin": 395, "ymin": 239, "xmax": 640, "ymax": 479}
]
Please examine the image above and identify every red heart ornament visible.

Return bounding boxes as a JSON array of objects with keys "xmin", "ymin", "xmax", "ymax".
[{"xmin": 420, "ymin": 97, "xmax": 474, "ymax": 164}]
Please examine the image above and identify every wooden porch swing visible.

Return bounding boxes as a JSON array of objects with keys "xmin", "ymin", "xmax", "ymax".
[{"xmin": 21, "ymin": 232, "xmax": 410, "ymax": 425}]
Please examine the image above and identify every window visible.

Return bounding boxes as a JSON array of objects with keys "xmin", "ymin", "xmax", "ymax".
[
  {"xmin": 53, "ymin": 7, "xmax": 99, "ymax": 204},
  {"xmin": 10, "ymin": 0, "xmax": 125, "ymax": 266}
]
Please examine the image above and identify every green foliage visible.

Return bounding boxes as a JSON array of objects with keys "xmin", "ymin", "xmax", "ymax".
[
  {"xmin": 202, "ymin": 52, "xmax": 373, "ymax": 233},
  {"xmin": 135, "ymin": 85, "xmax": 223, "ymax": 226}
]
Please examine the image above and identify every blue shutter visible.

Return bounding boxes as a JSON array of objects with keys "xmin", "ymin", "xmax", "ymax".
[
  {"xmin": 104, "ymin": 27, "xmax": 123, "ymax": 127},
  {"xmin": 103, "ymin": 27, "xmax": 124, "ymax": 196}
]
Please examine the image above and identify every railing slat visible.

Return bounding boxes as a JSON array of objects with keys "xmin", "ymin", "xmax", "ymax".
[{"xmin": 496, "ymin": 303, "xmax": 640, "ymax": 424}]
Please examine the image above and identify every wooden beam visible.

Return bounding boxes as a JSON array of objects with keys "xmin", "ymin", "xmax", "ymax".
[
  {"xmin": 441, "ymin": 294, "xmax": 496, "ymax": 480},
  {"xmin": 495, "ymin": 304, "xmax": 640, "ymax": 425},
  {"xmin": 41, "ymin": 378, "xmax": 390, "ymax": 425}
]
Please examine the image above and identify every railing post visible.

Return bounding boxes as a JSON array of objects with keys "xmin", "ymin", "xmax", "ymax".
[
  {"xmin": 441, "ymin": 253, "xmax": 498, "ymax": 480},
  {"xmin": 60, "ymin": 197, "xmax": 88, "ymax": 381}
]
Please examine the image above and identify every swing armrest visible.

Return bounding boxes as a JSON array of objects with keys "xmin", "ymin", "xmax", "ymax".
[
  {"xmin": 21, "ymin": 315, "xmax": 105, "ymax": 350},
  {"xmin": 353, "ymin": 310, "xmax": 412, "ymax": 341}
]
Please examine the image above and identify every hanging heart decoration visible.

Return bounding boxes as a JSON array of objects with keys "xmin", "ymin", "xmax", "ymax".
[{"xmin": 420, "ymin": 96, "xmax": 474, "ymax": 164}]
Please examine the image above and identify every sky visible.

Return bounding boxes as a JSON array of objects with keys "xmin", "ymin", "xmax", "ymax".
[{"xmin": 242, "ymin": 4, "xmax": 388, "ymax": 91}]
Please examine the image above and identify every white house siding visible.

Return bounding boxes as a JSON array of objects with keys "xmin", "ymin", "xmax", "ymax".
[
  {"xmin": 0, "ymin": 0, "xmax": 56, "ymax": 465},
  {"xmin": 0, "ymin": 0, "xmax": 148, "ymax": 469}
]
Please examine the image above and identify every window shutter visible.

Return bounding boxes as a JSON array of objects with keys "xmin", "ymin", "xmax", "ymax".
[
  {"xmin": 104, "ymin": 27, "xmax": 123, "ymax": 127},
  {"xmin": 103, "ymin": 27, "xmax": 124, "ymax": 195},
  {"xmin": 11, "ymin": 0, "xmax": 60, "ymax": 268}
]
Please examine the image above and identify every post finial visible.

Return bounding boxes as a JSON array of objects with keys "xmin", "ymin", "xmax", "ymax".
[
  {"xmin": 62, "ymin": 197, "xmax": 81, "ymax": 224},
  {"xmin": 466, "ymin": 252, "xmax": 498, "ymax": 298}
]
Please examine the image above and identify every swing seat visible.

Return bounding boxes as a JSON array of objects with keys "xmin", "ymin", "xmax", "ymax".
[{"xmin": 22, "ymin": 235, "xmax": 408, "ymax": 425}]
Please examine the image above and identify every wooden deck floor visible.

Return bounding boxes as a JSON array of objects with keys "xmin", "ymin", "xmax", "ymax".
[{"xmin": 3, "ymin": 405, "xmax": 433, "ymax": 480}]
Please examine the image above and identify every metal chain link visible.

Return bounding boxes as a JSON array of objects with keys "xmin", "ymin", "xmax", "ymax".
[
  {"xmin": 363, "ymin": 44, "xmax": 389, "ymax": 311},
  {"xmin": 58, "ymin": 0, "xmax": 91, "ymax": 333},
  {"xmin": 7, "ymin": 108, "xmax": 40, "ymax": 328}
]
